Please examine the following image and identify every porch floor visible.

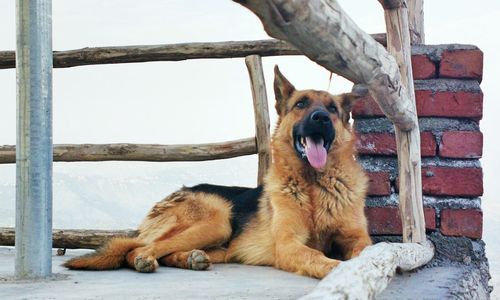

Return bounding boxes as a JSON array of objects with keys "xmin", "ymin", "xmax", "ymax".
[{"xmin": 0, "ymin": 247, "xmax": 476, "ymax": 299}]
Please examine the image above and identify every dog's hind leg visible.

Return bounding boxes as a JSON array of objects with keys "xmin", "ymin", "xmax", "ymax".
[
  {"xmin": 159, "ymin": 249, "xmax": 211, "ymax": 270},
  {"xmin": 204, "ymin": 247, "xmax": 228, "ymax": 263},
  {"xmin": 127, "ymin": 218, "xmax": 232, "ymax": 272},
  {"xmin": 159, "ymin": 247, "xmax": 227, "ymax": 270}
]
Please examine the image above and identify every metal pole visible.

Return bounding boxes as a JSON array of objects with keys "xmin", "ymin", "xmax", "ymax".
[{"xmin": 15, "ymin": 0, "xmax": 53, "ymax": 279}]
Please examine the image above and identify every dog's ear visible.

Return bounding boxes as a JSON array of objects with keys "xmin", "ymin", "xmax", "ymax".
[
  {"xmin": 274, "ymin": 65, "xmax": 296, "ymax": 116},
  {"xmin": 340, "ymin": 84, "xmax": 368, "ymax": 122}
]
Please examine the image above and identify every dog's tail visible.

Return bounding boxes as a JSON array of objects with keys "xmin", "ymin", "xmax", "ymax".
[{"xmin": 63, "ymin": 237, "xmax": 144, "ymax": 270}]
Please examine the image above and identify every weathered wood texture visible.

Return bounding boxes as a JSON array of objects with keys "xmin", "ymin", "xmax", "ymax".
[
  {"xmin": 0, "ymin": 227, "xmax": 138, "ymax": 249},
  {"xmin": 382, "ymin": 1, "xmax": 426, "ymax": 243},
  {"xmin": 0, "ymin": 36, "xmax": 386, "ymax": 69},
  {"xmin": 301, "ymin": 241, "xmax": 434, "ymax": 299},
  {"xmin": 0, "ymin": 138, "xmax": 257, "ymax": 164},
  {"xmin": 408, "ymin": 0, "xmax": 425, "ymax": 44},
  {"xmin": 245, "ymin": 55, "xmax": 271, "ymax": 185},
  {"xmin": 234, "ymin": 0, "xmax": 416, "ymax": 131}
]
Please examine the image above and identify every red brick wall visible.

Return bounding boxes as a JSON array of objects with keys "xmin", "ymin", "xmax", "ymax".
[{"xmin": 356, "ymin": 45, "xmax": 484, "ymax": 240}]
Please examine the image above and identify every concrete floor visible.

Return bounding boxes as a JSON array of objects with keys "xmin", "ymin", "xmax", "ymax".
[{"xmin": 0, "ymin": 247, "xmax": 479, "ymax": 300}]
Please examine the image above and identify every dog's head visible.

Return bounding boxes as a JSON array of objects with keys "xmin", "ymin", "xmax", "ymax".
[{"xmin": 272, "ymin": 66, "xmax": 364, "ymax": 171}]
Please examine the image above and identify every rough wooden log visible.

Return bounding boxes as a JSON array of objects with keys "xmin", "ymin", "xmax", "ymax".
[
  {"xmin": 0, "ymin": 227, "xmax": 138, "ymax": 249},
  {"xmin": 233, "ymin": 0, "xmax": 416, "ymax": 131},
  {"xmin": 301, "ymin": 241, "xmax": 434, "ymax": 299},
  {"xmin": 408, "ymin": 0, "xmax": 425, "ymax": 44},
  {"xmin": 381, "ymin": 0, "xmax": 426, "ymax": 243},
  {"xmin": 245, "ymin": 55, "xmax": 271, "ymax": 185},
  {"xmin": 0, "ymin": 138, "xmax": 257, "ymax": 164},
  {"xmin": 0, "ymin": 36, "xmax": 386, "ymax": 69}
]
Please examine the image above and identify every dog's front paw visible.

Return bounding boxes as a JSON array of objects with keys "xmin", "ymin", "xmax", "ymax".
[
  {"xmin": 134, "ymin": 255, "xmax": 158, "ymax": 273},
  {"xmin": 317, "ymin": 259, "xmax": 340, "ymax": 279}
]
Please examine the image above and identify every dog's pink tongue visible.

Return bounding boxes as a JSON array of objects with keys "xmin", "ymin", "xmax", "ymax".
[{"xmin": 305, "ymin": 136, "xmax": 327, "ymax": 170}]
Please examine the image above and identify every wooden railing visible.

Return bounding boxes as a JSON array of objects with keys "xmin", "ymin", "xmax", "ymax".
[
  {"xmin": 0, "ymin": 139, "xmax": 257, "ymax": 163},
  {"xmin": 0, "ymin": 34, "xmax": 389, "ymax": 252},
  {"xmin": 0, "ymin": 36, "xmax": 388, "ymax": 182},
  {"xmin": 0, "ymin": 35, "xmax": 388, "ymax": 248},
  {"xmin": 0, "ymin": 35, "xmax": 386, "ymax": 69}
]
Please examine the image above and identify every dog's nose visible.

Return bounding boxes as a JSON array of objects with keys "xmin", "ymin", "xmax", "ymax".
[{"xmin": 310, "ymin": 110, "xmax": 331, "ymax": 124}]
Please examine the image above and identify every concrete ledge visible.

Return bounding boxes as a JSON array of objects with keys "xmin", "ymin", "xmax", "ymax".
[
  {"xmin": 0, "ymin": 245, "xmax": 490, "ymax": 299},
  {"xmin": 377, "ymin": 266, "xmax": 489, "ymax": 300},
  {"xmin": 0, "ymin": 247, "xmax": 318, "ymax": 299}
]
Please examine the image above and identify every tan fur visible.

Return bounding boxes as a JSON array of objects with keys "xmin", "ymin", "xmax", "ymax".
[
  {"xmin": 65, "ymin": 66, "xmax": 372, "ymax": 278},
  {"xmin": 63, "ymin": 237, "xmax": 145, "ymax": 270}
]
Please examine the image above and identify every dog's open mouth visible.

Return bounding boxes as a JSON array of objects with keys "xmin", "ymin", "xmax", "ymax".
[{"xmin": 294, "ymin": 134, "xmax": 332, "ymax": 170}]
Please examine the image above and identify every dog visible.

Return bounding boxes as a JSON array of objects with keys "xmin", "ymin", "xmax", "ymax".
[{"xmin": 64, "ymin": 66, "xmax": 372, "ymax": 279}]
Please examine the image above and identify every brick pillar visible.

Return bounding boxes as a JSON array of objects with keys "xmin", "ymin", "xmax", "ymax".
[{"xmin": 354, "ymin": 44, "xmax": 484, "ymax": 240}]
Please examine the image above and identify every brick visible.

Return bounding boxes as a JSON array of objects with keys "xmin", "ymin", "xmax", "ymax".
[
  {"xmin": 415, "ymin": 90, "xmax": 483, "ymax": 119},
  {"xmin": 439, "ymin": 131, "xmax": 483, "ymax": 158},
  {"xmin": 420, "ymin": 132, "xmax": 438, "ymax": 156},
  {"xmin": 440, "ymin": 209, "xmax": 482, "ymax": 239},
  {"xmin": 352, "ymin": 95, "xmax": 383, "ymax": 118},
  {"xmin": 411, "ymin": 55, "xmax": 436, "ymax": 79},
  {"xmin": 440, "ymin": 49, "xmax": 483, "ymax": 81},
  {"xmin": 367, "ymin": 172, "xmax": 391, "ymax": 196},
  {"xmin": 421, "ymin": 167, "xmax": 483, "ymax": 197},
  {"xmin": 366, "ymin": 207, "xmax": 436, "ymax": 235},
  {"xmin": 356, "ymin": 132, "xmax": 436, "ymax": 156},
  {"xmin": 356, "ymin": 133, "xmax": 396, "ymax": 155},
  {"xmin": 425, "ymin": 208, "xmax": 437, "ymax": 230},
  {"xmin": 352, "ymin": 90, "xmax": 483, "ymax": 119}
]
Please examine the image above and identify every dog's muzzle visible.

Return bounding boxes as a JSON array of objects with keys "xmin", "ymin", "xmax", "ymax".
[{"xmin": 293, "ymin": 109, "xmax": 335, "ymax": 170}]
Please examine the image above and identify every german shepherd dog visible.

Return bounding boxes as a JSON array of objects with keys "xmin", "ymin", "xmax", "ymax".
[{"xmin": 65, "ymin": 66, "xmax": 372, "ymax": 279}]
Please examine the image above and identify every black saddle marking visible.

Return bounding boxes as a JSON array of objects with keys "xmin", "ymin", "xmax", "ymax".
[{"xmin": 186, "ymin": 184, "xmax": 262, "ymax": 239}]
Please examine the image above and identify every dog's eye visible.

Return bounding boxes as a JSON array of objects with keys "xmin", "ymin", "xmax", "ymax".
[
  {"xmin": 327, "ymin": 103, "xmax": 337, "ymax": 113},
  {"xmin": 295, "ymin": 98, "xmax": 309, "ymax": 109}
]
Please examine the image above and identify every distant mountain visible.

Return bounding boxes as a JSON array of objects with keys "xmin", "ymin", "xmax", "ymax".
[{"xmin": 0, "ymin": 156, "xmax": 258, "ymax": 230}]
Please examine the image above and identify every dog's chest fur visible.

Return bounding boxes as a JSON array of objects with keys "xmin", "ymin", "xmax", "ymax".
[{"xmin": 290, "ymin": 168, "xmax": 364, "ymax": 251}]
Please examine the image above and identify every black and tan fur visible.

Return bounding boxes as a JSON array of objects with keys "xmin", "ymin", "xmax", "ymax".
[{"xmin": 64, "ymin": 66, "xmax": 372, "ymax": 279}]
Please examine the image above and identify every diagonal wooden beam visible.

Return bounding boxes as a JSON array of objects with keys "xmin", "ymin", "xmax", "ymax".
[{"xmin": 233, "ymin": 0, "xmax": 417, "ymax": 131}]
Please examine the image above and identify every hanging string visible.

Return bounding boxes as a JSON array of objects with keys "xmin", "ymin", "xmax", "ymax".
[{"xmin": 327, "ymin": 71, "xmax": 334, "ymax": 91}]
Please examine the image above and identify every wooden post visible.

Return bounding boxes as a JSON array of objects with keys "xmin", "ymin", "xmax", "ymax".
[
  {"xmin": 379, "ymin": 0, "xmax": 426, "ymax": 243},
  {"xmin": 408, "ymin": 0, "xmax": 425, "ymax": 44},
  {"xmin": 245, "ymin": 55, "xmax": 271, "ymax": 185}
]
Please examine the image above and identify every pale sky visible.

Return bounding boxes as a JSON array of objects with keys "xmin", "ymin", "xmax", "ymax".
[{"xmin": 1, "ymin": 0, "xmax": 499, "ymax": 293}]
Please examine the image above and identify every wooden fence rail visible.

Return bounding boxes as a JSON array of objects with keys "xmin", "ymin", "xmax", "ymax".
[
  {"xmin": 0, "ymin": 138, "xmax": 257, "ymax": 164},
  {"xmin": 0, "ymin": 228, "xmax": 137, "ymax": 249},
  {"xmin": 0, "ymin": 35, "xmax": 386, "ymax": 69}
]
